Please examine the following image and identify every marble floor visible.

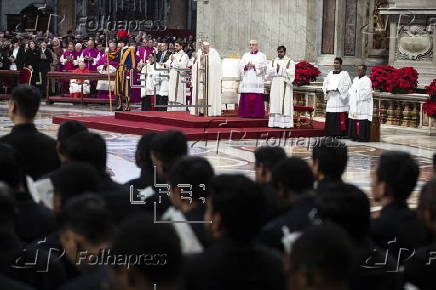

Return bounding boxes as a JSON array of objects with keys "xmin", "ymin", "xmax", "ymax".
[{"xmin": 0, "ymin": 101, "xmax": 435, "ymax": 210}]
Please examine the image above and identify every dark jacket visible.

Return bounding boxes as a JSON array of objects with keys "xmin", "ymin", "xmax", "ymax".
[
  {"xmin": 9, "ymin": 45, "xmax": 26, "ymax": 71},
  {"xmin": 24, "ymin": 48, "xmax": 41, "ymax": 72},
  {"xmin": 183, "ymin": 238, "xmax": 285, "ymax": 290},
  {"xmin": 156, "ymin": 50, "xmax": 172, "ymax": 63},
  {"xmin": 404, "ymin": 239, "xmax": 436, "ymax": 290},
  {"xmin": 257, "ymin": 194, "xmax": 316, "ymax": 252},
  {"xmin": 38, "ymin": 48, "xmax": 53, "ymax": 72},
  {"xmin": 371, "ymin": 200, "xmax": 430, "ymax": 264},
  {"xmin": 0, "ymin": 123, "xmax": 60, "ymax": 180}
]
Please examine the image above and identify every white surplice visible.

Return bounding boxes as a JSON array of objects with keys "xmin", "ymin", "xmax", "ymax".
[
  {"xmin": 348, "ymin": 76, "xmax": 373, "ymax": 122},
  {"xmin": 167, "ymin": 50, "xmax": 189, "ymax": 104},
  {"xmin": 190, "ymin": 47, "xmax": 223, "ymax": 116},
  {"xmin": 322, "ymin": 71, "xmax": 352, "ymax": 112},
  {"xmin": 70, "ymin": 80, "xmax": 90, "ymax": 94},
  {"xmin": 267, "ymin": 56, "xmax": 296, "ymax": 128},
  {"xmin": 140, "ymin": 63, "xmax": 157, "ymax": 97},
  {"xmin": 153, "ymin": 63, "xmax": 169, "ymax": 97},
  {"xmin": 239, "ymin": 51, "xmax": 268, "ymax": 94}
]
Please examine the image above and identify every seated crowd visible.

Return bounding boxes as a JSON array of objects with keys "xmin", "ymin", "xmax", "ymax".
[
  {"xmin": 0, "ymin": 30, "xmax": 196, "ymax": 100},
  {"xmin": 0, "ymin": 84, "xmax": 436, "ymax": 290}
]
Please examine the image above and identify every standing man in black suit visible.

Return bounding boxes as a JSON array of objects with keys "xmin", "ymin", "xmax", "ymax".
[
  {"xmin": 0, "ymin": 85, "xmax": 60, "ymax": 180},
  {"xmin": 39, "ymin": 41, "xmax": 53, "ymax": 97}
]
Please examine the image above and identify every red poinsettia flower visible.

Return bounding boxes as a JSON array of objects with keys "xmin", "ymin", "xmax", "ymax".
[{"xmin": 293, "ymin": 61, "xmax": 320, "ymax": 87}]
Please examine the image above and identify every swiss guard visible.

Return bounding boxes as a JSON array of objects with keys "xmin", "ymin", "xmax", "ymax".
[{"xmin": 109, "ymin": 30, "xmax": 137, "ymax": 111}]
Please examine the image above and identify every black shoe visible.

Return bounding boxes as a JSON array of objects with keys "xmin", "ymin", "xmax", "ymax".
[{"xmin": 115, "ymin": 106, "xmax": 123, "ymax": 111}]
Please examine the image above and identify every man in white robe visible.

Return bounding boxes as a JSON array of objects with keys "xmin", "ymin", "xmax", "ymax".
[
  {"xmin": 167, "ymin": 42, "xmax": 189, "ymax": 110},
  {"xmin": 348, "ymin": 65, "xmax": 373, "ymax": 142},
  {"xmin": 322, "ymin": 57, "xmax": 352, "ymax": 136},
  {"xmin": 268, "ymin": 46, "xmax": 296, "ymax": 128},
  {"xmin": 190, "ymin": 42, "xmax": 222, "ymax": 116},
  {"xmin": 238, "ymin": 40, "xmax": 268, "ymax": 118},
  {"xmin": 153, "ymin": 62, "xmax": 170, "ymax": 111},
  {"xmin": 140, "ymin": 54, "xmax": 156, "ymax": 111}
]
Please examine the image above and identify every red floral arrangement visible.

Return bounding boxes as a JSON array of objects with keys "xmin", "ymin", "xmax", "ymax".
[
  {"xmin": 370, "ymin": 65, "xmax": 418, "ymax": 93},
  {"xmin": 369, "ymin": 65, "xmax": 396, "ymax": 91},
  {"xmin": 386, "ymin": 67, "xmax": 418, "ymax": 94},
  {"xmin": 423, "ymin": 79, "xmax": 436, "ymax": 117},
  {"xmin": 293, "ymin": 61, "xmax": 321, "ymax": 87}
]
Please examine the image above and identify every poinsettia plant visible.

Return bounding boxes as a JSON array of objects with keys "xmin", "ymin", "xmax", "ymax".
[
  {"xmin": 386, "ymin": 67, "xmax": 419, "ymax": 94},
  {"xmin": 369, "ymin": 65, "xmax": 396, "ymax": 91},
  {"xmin": 293, "ymin": 61, "xmax": 321, "ymax": 87},
  {"xmin": 370, "ymin": 65, "xmax": 418, "ymax": 93},
  {"xmin": 423, "ymin": 79, "xmax": 436, "ymax": 117}
]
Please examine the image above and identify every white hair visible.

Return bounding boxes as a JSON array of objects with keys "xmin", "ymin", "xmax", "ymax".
[{"xmin": 249, "ymin": 40, "xmax": 258, "ymax": 45}]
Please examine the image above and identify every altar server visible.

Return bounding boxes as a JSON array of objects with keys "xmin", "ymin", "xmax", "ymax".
[
  {"xmin": 268, "ymin": 46, "xmax": 296, "ymax": 128},
  {"xmin": 322, "ymin": 57, "xmax": 352, "ymax": 136},
  {"xmin": 238, "ymin": 40, "xmax": 268, "ymax": 118},
  {"xmin": 348, "ymin": 65, "xmax": 373, "ymax": 142},
  {"xmin": 190, "ymin": 42, "xmax": 222, "ymax": 116},
  {"xmin": 141, "ymin": 54, "xmax": 158, "ymax": 111},
  {"xmin": 168, "ymin": 42, "xmax": 189, "ymax": 109}
]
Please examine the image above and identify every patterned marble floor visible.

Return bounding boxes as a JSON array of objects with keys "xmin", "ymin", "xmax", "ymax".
[{"xmin": 0, "ymin": 101, "xmax": 435, "ymax": 210}]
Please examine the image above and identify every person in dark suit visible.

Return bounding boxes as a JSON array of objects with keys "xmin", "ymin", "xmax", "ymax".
[
  {"xmin": 156, "ymin": 43, "xmax": 172, "ymax": 64},
  {"xmin": 62, "ymin": 131, "xmax": 134, "ymax": 223},
  {"xmin": 125, "ymin": 132, "xmax": 156, "ymax": 190},
  {"xmin": 371, "ymin": 151, "xmax": 429, "ymax": 263},
  {"xmin": 316, "ymin": 182, "xmax": 402, "ymax": 290},
  {"xmin": 0, "ymin": 85, "xmax": 60, "ymax": 180},
  {"xmin": 0, "ymin": 143, "xmax": 56, "ymax": 243},
  {"xmin": 0, "ymin": 182, "xmax": 65, "ymax": 290},
  {"xmin": 110, "ymin": 214, "xmax": 183, "ymax": 290},
  {"xmin": 58, "ymin": 194, "xmax": 114, "ymax": 290},
  {"xmin": 166, "ymin": 156, "xmax": 215, "ymax": 251},
  {"xmin": 404, "ymin": 178, "xmax": 436, "ymax": 290},
  {"xmin": 287, "ymin": 225, "xmax": 354, "ymax": 290},
  {"xmin": 146, "ymin": 130, "xmax": 188, "ymax": 216},
  {"xmin": 312, "ymin": 137, "xmax": 348, "ymax": 191},
  {"xmin": 258, "ymin": 157, "xmax": 315, "ymax": 253},
  {"xmin": 38, "ymin": 41, "xmax": 53, "ymax": 97},
  {"xmin": 23, "ymin": 41, "xmax": 41, "ymax": 87},
  {"xmin": 183, "ymin": 174, "xmax": 286, "ymax": 290},
  {"xmin": 9, "ymin": 38, "xmax": 26, "ymax": 71},
  {"xmin": 254, "ymin": 146, "xmax": 287, "ymax": 221}
]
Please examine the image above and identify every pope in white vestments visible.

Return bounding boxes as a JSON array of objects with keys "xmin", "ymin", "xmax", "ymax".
[
  {"xmin": 322, "ymin": 58, "xmax": 352, "ymax": 136},
  {"xmin": 167, "ymin": 42, "xmax": 189, "ymax": 110},
  {"xmin": 190, "ymin": 42, "xmax": 222, "ymax": 116},
  {"xmin": 348, "ymin": 65, "xmax": 373, "ymax": 142},
  {"xmin": 268, "ymin": 46, "xmax": 296, "ymax": 128},
  {"xmin": 238, "ymin": 40, "xmax": 268, "ymax": 118}
]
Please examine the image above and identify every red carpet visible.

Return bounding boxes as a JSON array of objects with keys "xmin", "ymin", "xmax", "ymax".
[{"xmin": 52, "ymin": 111, "xmax": 326, "ymax": 141}]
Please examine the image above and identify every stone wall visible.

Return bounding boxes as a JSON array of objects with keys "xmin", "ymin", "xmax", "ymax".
[{"xmin": 196, "ymin": 0, "xmax": 317, "ymax": 61}]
